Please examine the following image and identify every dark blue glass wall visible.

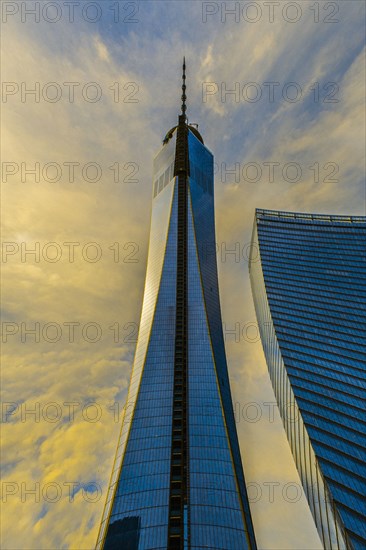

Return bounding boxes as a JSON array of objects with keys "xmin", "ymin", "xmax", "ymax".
[
  {"xmin": 250, "ymin": 209, "xmax": 366, "ymax": 550},
  {"xmin": 187, "ymin": 131, "xmax": 255, "ymax": 548}
]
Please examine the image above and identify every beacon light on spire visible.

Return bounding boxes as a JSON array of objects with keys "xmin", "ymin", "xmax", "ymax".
[{"xmin": 96, "ymin": 59, "xmax": 257, "ymax": 550}]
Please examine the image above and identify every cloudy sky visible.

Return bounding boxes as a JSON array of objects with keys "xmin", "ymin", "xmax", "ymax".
[{"xmin": 1, "ymin": 1, "xmax": 365, "ymax": 548}]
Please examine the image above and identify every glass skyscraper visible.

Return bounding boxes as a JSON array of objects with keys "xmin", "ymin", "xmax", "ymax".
[
  {"xmin": 249, "ymin": 208, "xmax": 366, "ymax": 550},
  {"xmin": 96, "ymin": 62, "xmax": 257, "ymax": 550}
]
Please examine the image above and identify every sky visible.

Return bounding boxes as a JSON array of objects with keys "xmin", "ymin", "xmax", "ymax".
[{"xmin": 1, "ymin": 1, "xmax": 365, "ymax": 548}]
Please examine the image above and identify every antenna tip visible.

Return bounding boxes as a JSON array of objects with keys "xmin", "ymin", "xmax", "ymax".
[{"xmin": 181, "ymin": 58, "xmax": 187, "ymax": 118}]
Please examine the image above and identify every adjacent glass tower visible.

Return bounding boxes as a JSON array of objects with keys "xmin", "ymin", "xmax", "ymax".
[
  {"xmin": 96, "ymin": 61, "xmax": 257, "ymax": 550},
  {"xmin": 249, "ymin": 208, "xmax": 366, "ymax": 550}
]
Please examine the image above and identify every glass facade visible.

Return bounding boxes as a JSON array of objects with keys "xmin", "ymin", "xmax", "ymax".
[
  {"xmin": 249, "ymin": 209, "xmax": 366, "ymax": 550},
  {"xmin": 97, "ymin": 133, "xmax": 178, "ymax": 550},
  {"xmin": 96, "ymin": 122, "xmax": 256, "ymax": 549},
  {"xmin": 187, "ymin": 132, "xmax": 253, "ymax": 549}
]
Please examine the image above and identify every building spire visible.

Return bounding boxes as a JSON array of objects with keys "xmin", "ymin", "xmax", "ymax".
[{"xmin": 181, "ymin": 57, "xmax": 187, "ymax": 119}]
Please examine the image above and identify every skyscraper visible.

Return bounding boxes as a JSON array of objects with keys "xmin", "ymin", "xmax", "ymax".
[
  {"xmin": 96, "ymin": 61, "xmax": 257, "ymax": 550},
  {"xmin": 249, "ymin": 208, "xmax": 366, "ymax": 550}
]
